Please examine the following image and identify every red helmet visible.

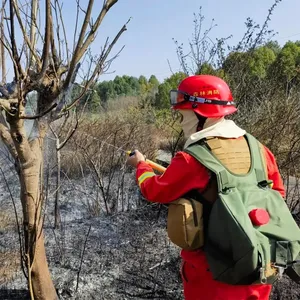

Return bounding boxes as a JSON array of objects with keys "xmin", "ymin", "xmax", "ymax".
[{"xmin": 170, "ymin": 75, "xmax": 237, "ymax": 118}]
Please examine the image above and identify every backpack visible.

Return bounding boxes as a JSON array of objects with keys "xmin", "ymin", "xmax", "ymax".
[{"xmin": 182, "ymin": 133, "xmax": 300, "ymax": 285}]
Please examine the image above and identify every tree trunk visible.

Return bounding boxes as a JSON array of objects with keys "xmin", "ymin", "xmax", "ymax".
[
  {"xmin": 19, "ymin": 138, "xmax": 57, "ymax": 300},
  {"xmin": 30, "ymin": 231, "xmax": 57, "ymax": 300},
  {"xmin": 7, "ymin": 111, "xmax": 57, "ymax": 300}
]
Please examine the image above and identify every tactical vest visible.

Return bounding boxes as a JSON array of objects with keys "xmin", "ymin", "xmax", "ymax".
[
  {"xmin": 200, "ymin": 136, "xmax": 267, "ymax": 203},
  {"xmin": 167, "ymin": 136, "xmax": 254, "ymax": 250}
]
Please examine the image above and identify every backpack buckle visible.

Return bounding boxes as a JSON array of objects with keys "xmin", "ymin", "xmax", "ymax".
[
  {"xmin": 259, "ymin": 267, "xmax": 267, "ymax": 284},
  {"xmin": 277, "ymin": 266, "xmax": 285, "ymax": 279},
  {"xmin": 274, "ymin": 263, "xmax": 288, "ymax": 279},
  {"xmin": 258, "ymin": 180, "xmax": 273, "ymax": 189},
  {"xmin": 221, "ymin": 186, "xmax": 235, "ymax": 195}
]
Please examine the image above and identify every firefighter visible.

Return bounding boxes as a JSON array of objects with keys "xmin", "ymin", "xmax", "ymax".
[{"xmin": 126, "ymin": 75, "xmax": 285, "ymax": 300}]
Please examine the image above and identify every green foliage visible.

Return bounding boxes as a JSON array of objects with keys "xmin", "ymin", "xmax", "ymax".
[
  {"xmin": 113, "ymin": 76, "xmax": 132, "ymax": 95},
  {"xmin": 248, "ymin": 46, "xmax": 276, "ymax": 78},
  {"xmin": 76, "ymin": 75, "xmax": 161, "ymax": 111},
  {"xmin": 210, "ymin": 40, "xmax": 300, "ymax": 104},
  {"xmin": 138, "ymin": 75, "xmax": 148, "ymax": 95},
  {"xmin": 138, "ymin": 75, "xmax": 147, "ymax": 85},
  {"xmin": 139, "ymin": 75, "xmax": 160, "ymax": 107},
  {"xmin": 155, "ymin": 72, "xmax": 187, "ymax": 109},
  {"xmin": 264, "ymin": 41, "xmax": 281, "ymax": 55},
  {"xmin": 96, "ymin": 80, "xmax": 116, "ymax": 104},
  {"xmin": 272, "ymin": 41, "xmax": 300, "ymax": 83},
  {"xmin": 198, "ymin": 62, "xmax": 217, "ymax": 76},
  {"xmin": 148, "ymin": 75, "xmax": 159, "ymax": 88},
  {"xmin": 222, "ymin": 45, "xmax": 276, "ymax": 82},
  {"xmin": 88, "ymin": 90, "xmax": 101, "ymax": 112}
]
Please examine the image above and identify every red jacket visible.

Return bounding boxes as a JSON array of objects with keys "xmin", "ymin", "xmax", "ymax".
[
  {"xmin": 136, "ymin": 146, "xmax": 285, "ymax": 203},
  {"xmin": 135, "ymin": 140, "xmax": 285, "ymax": 300}
]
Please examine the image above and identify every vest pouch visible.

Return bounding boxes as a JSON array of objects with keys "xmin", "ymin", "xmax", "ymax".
[{"xmin": 167, "ymin": 197, "xmax": 204, "ymax": 250}]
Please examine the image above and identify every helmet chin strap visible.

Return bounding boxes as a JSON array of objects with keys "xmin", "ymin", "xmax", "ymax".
[{"xmin": 196, "ymin": 113, "xmax": 207, "ymax": 131}]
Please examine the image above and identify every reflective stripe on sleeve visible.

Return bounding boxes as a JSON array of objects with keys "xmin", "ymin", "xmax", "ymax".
[{"xmin": 138, "ymin": 172, "xmax": 155, "ymax": 186}]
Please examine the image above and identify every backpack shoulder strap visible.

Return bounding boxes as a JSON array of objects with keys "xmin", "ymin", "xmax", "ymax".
[
  {"xmin": 244, "ymin": 133, "xmax": 268, "ymax": 184},
  {"xmin": 184, "ymin": 141, "xmax": 232, "ymax": 193}
]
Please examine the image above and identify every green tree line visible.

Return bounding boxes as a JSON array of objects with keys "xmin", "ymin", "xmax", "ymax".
[{"xmin": 77, "ymin": 40, "xmax": 300, "ymax": 112}]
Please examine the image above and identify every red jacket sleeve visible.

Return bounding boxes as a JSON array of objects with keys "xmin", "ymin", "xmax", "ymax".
[
  {"xmin": 136, "ymin": 144, "xmax": 285, "ymax": 203},
  {"xmin": 135, "ymin": 152, "xmax": 210, "ymax": 203},
  {"xmin": 263, "ymin": 146, "xmax": 286, "ymax": 198}
]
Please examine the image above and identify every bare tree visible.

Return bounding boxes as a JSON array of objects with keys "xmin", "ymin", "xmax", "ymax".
[
  {"xmin": 50, "ymin": 111, "xmax": 79, "ymax": 229},
  {"xmin": 0, "ymin": 1, "xmax": 129, "ymax": 299},
  {"xmin": 173, "ymin": 6, "xmax": 232, "ymax": 75},
  {"xmin": 173, "ymin": 2, "xmax": 281, "ymax": 76}
]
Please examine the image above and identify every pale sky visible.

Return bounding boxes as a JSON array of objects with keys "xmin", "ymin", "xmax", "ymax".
[
  {"xmin": 7, "ymin": 0, "xmax": 300, "ymax": 83},
  {"xmin": 83, "ymin": 0, "xmax": 300, "ymax": 82}
]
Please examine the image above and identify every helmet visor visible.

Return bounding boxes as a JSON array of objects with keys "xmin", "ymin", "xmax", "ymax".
[
  {"xmin": 170, "ymin": 89, "xmax": 236, "ymax": 107},
  {"xmin": 170, "ymin": 90, "xmax": 189, "ymax": 105}
]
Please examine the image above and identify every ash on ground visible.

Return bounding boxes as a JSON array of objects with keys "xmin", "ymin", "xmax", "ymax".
[{"xmin": 0, "ymin": 167, "xmax": 299, "ymax": 300}]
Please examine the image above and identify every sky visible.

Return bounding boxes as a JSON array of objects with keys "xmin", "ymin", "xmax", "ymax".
[
  {"xmin": 6, "ymin": 0, "xmax": 300, "ymax": 83},
  {"xmin": 78, "ymin": 0, "xmax": 299, "ymax": 82}
]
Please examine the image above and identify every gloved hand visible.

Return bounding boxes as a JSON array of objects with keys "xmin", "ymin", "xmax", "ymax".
[{"xmin": 126, "ymin": 150, "xmax": 146, "ymax": 168}]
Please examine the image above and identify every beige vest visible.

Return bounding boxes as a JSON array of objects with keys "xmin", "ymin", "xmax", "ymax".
[
  {"xmin": 201, "ymin": 136, "xmax": 267, "ymax": 203},
  {"xmin": 206, "ymin": 136, "xmax": 251, "ymax": 174}
]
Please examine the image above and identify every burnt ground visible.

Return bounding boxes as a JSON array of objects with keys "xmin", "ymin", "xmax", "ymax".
[
  {"xmin": 1, "ymin": 169, "xmax": 300, "ymax": 299},
  {"xmin": 0, "ymin": 170, "xmax": 182, "ymax": 300}
]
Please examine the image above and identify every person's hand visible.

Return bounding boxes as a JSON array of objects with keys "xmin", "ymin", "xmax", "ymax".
[{"xmin": 126, "ymin": 150, "xmax": 146, "ymax": 168}]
